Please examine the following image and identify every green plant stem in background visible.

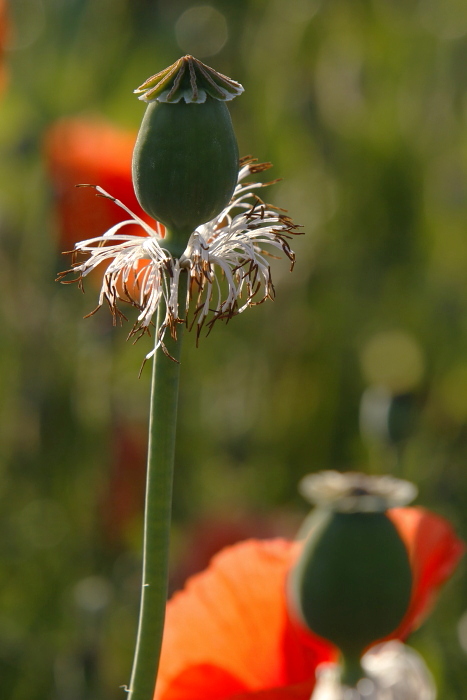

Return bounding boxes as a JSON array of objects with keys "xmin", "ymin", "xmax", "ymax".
[
  {"xmin": 128, "ymin": 270, "xmax": 187, "ymax": 700},
  {"xmin": 340, "ymin": 653, "xmax": 365, "ymax": 688}
]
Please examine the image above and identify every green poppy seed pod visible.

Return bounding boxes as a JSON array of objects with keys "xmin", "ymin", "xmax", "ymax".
[
  {"xmin": 387, "ymin": 392, "xmax": 419, "ymax": 444},
  {"xmin": 360, "ymin": 386, "xmax": 420, "ymax": 446},
  {"xmin": 132, "ymin": 56, "xmax": 242, "ymax": 251},
  {"xmin": 289, "ymin": 472, "xmax": 416, "ymax": 667}
]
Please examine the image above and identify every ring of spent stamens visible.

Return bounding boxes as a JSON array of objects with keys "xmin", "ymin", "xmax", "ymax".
[{"xmin": 57, "ymin": 158, "xmax": 302, "ymax": 360}]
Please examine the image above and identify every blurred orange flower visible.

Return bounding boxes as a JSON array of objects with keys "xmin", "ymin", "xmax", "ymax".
[
  {"xmin": 387, "ymin": 507, "xmax": 465, "ymax": 639},
  {"xmin": 155, "ymin": 507, "xmax": 464, "ymax": 700},
  {"xmin": 170, "ymin": 511, "xmax": 300, "ymax": 593},
  {"xmin": 44, "ymin": 117, "xmax": 161, "ymax": 251},
  {"xmin": 0, "ymin": 0, "xmax": 9, "ymax": 95},
  {"xmin": 45, "ymin": 118, "xmax": 164, "ymax": 298}
]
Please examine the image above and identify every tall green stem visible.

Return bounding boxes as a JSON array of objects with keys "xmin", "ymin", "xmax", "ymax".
[{"xmin": 128, "ymin": 270, "xmax": 187, "ymax": 700}]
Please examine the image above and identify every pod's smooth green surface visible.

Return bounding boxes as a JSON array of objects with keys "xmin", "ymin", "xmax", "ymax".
[
  {"xmin": 132, "ymin": 97, "xmax": 239, "ymax": 244},
  {"xmin": 290, "ymin": 509, "xmax": 412, "ymax": 659}
]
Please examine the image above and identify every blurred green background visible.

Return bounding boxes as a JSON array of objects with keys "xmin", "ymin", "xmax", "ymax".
[{"xmin": 1, "ymin": 0, "xmax": 467, "ymax": 697}]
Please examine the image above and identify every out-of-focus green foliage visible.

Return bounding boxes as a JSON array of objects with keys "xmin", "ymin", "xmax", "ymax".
[{"xmin": 1, "ymin": 0, "xmax": 467, "ymax": 697}]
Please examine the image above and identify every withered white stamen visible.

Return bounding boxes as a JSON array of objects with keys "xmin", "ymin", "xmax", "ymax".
[{"xmin": 57, "ymin": 158, "xmax": 301, "ymax": 361}]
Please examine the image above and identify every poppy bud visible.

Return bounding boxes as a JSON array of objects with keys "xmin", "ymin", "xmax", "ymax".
[
  {"xmin": 360, "ymin": 386, "xmax": 420, "ymax": 446},
  {"xmin": 132, "ymin": 55, "xmax": 242, "ymax": 252},
  {"xmin": 289, "ymin": 472, "xmax": 416, "ymax": 683}
]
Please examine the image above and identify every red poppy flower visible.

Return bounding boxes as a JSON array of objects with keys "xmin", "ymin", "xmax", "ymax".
[
  {"xmin": 45, "ymin": 117, "xmax": 164, "ymax": 298},
  {"xmin": 44, "ymin": 117, "xmax": 160, "ymax": 251},
  {"xmin": 387, "ymin": 507, "xmax": 465, "ymax": 639},
  {"xmin": 171, "ymin": 511, "xmax": 300, "ymax": 592},
  {"xmin": 155, "ymin": 507, "xmax": 464, "ymax": 700}
]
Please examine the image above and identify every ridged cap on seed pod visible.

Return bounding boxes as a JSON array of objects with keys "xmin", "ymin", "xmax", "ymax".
[
  {"xmin": 132, "ymin": 56, "xmax": 243, "ymax": 252},
  {"xmin": 288, "ymin": 471, "xmax": 416, "ymax": 666}
]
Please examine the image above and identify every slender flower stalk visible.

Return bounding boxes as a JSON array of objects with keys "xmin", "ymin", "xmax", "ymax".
[{"xmin": 128, "ymin": 275, "xmax": 186, "ymax": 700}]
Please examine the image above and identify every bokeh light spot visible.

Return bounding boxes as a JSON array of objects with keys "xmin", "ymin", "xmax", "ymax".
[
  {"xmin": 175, "ymin": 6, "xmax": 228, "ymax": 58},
  {"xmin": 360, "ymin": 330, "xmax": 425, "ymax": 393},
  {"xmin": 357, "ymin": 678, "xmax": 376, "ymax": 696},
  {"xmin": 73, "ymin": 576, "xmax": 112, "ymax": 613}
]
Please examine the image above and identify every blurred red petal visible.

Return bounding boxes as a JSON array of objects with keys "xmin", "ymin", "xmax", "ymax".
[
  {"xmin": 160, "ymin": 665, "xmax": 247, "ymax": 700},
  {"xmin": 44, "ymin": 118, "xmax": 156, "ymax": 250},
  {"xmin": 388, "ymin": 506, "xmax": 465, "ymax": 638},
  {"xmin": 171, "ymin": 512, "xmax": 297, "ymax": 591},
  {"xmin": 156, "ymin": 539, "xmax": 333, "ymax": 700},
  {"xmin": 229, "ymin": 681, "xmax": 314, "ymax": 700},
  {"xmin": 162, "ymin": 666, "xmax": 313, "ymax": 700}
]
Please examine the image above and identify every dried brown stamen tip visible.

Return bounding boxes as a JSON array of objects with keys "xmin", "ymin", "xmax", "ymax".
[{"xmin": 249, "ymin": 162, "xmax": 274, "ymax": 174}]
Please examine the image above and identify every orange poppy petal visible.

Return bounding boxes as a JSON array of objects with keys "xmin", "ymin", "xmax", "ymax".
[
  {"xmin": 157, "ymin": 508, "xmax": 462, "ymax": 700},
  {"xmin": 388, "ymin": 506, "xmax": 465, "ymax": 639},
  {"xmin": 44, "ymin": 118, "xmax": 157, "ymax": 250},
  {"xmin": 156, "ymin": 539, "xmax": 332, "ymax": 700}
]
